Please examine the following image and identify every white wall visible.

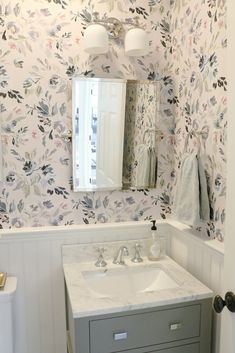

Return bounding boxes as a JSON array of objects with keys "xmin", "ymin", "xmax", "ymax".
[{"xmin": 0, "ymin": 221, "xmax": 224, "ymax": 353}]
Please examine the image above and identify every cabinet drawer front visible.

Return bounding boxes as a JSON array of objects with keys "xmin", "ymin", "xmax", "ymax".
[
  {"xmin": 148, "ymin": 343, "xmax": 199, "ymax": 353},
  {"xmin": 90, "ymin": 305, "xmax": 200, "ymax": 353}
]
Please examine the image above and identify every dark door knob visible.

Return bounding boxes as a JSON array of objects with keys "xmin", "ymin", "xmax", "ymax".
[
  {"xmin": 213, "ymin": 295, "xmax": 225, "ymax": 313},
  {"xmin": 213, "ymin": 292, "xmax": 235, "ymax": 313},
  {"xmin": 225, "ymin": 292, "xmax": 235, "ymax": 313}
]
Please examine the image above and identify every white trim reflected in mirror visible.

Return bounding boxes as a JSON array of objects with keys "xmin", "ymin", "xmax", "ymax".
[{"xmin": 72, "ymin": 77, "xmax": 127, "ymax": 192}]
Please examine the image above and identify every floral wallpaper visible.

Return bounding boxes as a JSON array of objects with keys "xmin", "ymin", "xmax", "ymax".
[
  {"xmin": 0, "ymin": 0, "xmax": 227, "ymax": 241},
  {"xmin": 170, "ymin": 0, "xmax": 227, "ymax": 241},
  {"xmin": 0, "ymin": 0, "xmax": 174, "ymax": 228}
]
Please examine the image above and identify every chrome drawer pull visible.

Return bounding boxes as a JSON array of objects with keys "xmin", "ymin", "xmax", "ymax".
[
  {"xmin": 113, "ymin": 332, "xmax": 128, "ymax": 341},
  {"xmin": 169, "ymin": 322, "xmax": 182, "ymax": 331}
]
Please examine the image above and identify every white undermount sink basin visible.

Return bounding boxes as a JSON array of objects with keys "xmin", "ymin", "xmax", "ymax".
[{"xmin": 82, "ymin": 265, "xmax": 179, "ymax": 298}]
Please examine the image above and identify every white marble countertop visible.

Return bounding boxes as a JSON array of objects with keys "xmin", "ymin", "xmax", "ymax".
[{"xmin": 63, "ymin": 255, "xmax": 213, "ymax": 319}]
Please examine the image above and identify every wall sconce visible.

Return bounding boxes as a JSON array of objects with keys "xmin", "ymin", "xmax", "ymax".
[
  {"xmin": 125, "ymin": 28, "xmax": 148, "ymax": 57},
  {"xmin": 83, "ymin": 14, "xmax": 149, "ymax": 57},
  {"xmin": 84, "ymin": 24, "xmax": 109, "ymax": 54}
]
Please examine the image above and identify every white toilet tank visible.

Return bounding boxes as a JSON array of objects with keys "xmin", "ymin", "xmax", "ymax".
[{"xmin": 0, "ymin": 277, "xmax": 17, "ymax": 353}]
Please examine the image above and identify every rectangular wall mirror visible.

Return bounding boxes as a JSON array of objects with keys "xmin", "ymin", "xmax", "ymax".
[{"xmin": 72, "ymin": 77, "xmax": 159, "ymax": 192}]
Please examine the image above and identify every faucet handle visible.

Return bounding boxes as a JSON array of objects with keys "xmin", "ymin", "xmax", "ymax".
[
  {"xmin": 134, "ymin": 243, "xmax": 142, "ymax": 250},
  {"xmin": 95, "ymin": 247, "xmax": 107, "ymax": 267},
  {"xmin": 96, "ymin": 247, "xmax": 106, "ymax": 255},
  {"xmin": 131, "ymin": 243, "xmax": 143, "ymax": 263}
]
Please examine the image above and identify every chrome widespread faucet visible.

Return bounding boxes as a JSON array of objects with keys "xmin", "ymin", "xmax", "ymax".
[{"xmin": 113, "ymin": 246, "xmax": 129, "ymax": 265}]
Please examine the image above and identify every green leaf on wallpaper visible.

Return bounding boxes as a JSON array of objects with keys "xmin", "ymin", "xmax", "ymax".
[
  {"xmin": 95, "ymin": 198, "xmax": 101, "ymax": 209},
  {"xmin": 57, "ymin": 84, "xmax": 67, "ymax": 94},
  {"xmin": 205, "ymin": 81, "xmax": 210, "ymax": 92},
  {"xmin": 52, "ymin": 103, "xmax": 58, "ymax": 116},
  {"xmin": 60, "ymin": 103, "xmax": 66, "ymax": 116},
  {"xmin": 196, "ymin": 100, "xmax": 199, "ymax": 113},
  {"xmin": 24, "ymin": 184, "xmax": 31, "ymax": 198},
  {"xmin": 13, "ymin": 3, "xmax": 21, "ymax": 16},
  {"xmin": 38, "ymin": 125, "xmax": 45, "ymax": 133},
  {"xmin": 46, "ymin": 0, "xmax": 68, "ymax": 9},
  {"xmin": 99, "ymin": 0, "xmax": 115, "ymax": 11},
  {"xmin": 25, "ymin": 41, "xmax": 32, "ymax": 53},
  {"xmin": 25, "ymin": 152, "xmax": 30, "ymax": 160},
  {"xmin": 17, "ymin": 200, "xmax": 24, "ymax": 213},
  {"xmin": 9, "ymin": 201, "xmax": 16, "ymax": 213},
  {"xmin": 0, "ymin": 50, "xmax": 10, "ymax": 58},
  {"xmin": 163, "ymin": 109, "xmax": 173, "ymax": 117},
  {"xmin": 103, "ymin": 196, "xmax": 109, "ymax": 208},
  {"xmin": 221, "ymin": 209, "xmax": 225, "ymax": 224},
  {"xmin": 159, "ymin": 178, "xmax": 165, "ymax": 188},
  {"xmin": 0, "ymin": 201, "xmax": 7, "ymax": 214},
  {"xmin": 117, "ymin": 1, "xmax": 127, "ymax": 13},
  {"xmin": 33, "ymin": 185, "xmax": 41, "ymax": 196},
  {"xmin": 220, "ymin": 187, "xmax": 226, "ymax": 198},
  {"xmin": 36, "ymin": 86, "xmax": 42, "ymax": 96}
]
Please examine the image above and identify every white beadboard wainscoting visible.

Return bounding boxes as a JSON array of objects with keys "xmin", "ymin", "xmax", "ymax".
[
  {"xmin": 165, "ymin": 220, "xmax": 224, "ymax": 353},
  {"xmin": 0, "ymin": 221, "xmax": 156, "ymax": 353},
  {"xmin": 0, "ymin": 221, "xmax": 224, "ymax": 353}
]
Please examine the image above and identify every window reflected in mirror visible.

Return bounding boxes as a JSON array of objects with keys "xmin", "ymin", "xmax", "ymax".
[{"xmin": 72, "ymin": 78, "xmax": 127, "ymax": 191}]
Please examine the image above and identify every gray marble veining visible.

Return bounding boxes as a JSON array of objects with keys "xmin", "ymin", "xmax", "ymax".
[
  {"xmin": 62, "ymin": 238, "xmax": 153, "ymax": 264},
  {"xmin": 63, "ymin": 242, "xmax": 213, "ymax": 319}
]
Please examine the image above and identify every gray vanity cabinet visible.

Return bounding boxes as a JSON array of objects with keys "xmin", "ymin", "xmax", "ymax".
[{"xmin": 66, "ymin": 296, "xmax": 212, "ymax": 353}]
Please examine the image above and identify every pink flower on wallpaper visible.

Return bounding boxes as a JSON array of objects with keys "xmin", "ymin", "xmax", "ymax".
[
  {"xmin": 46, "ymin": 39, "xmax": 53, "ymax": 49},
  {"xmin": 32, "ymin": 131, "xmax": 37, "ymax": 138},
  {"xmin": 55, "ymin": 139, "xmax": 63, "ymax": 148},
  {"xmin": 2, "ymin": 135, "xmax": 9, "ymax": 146},
  {"xmin": 222, "ymin": 97, "xmax": 227, "ymax": 105},
  {"xmin": 28, "ymin": 31, "xmax": 39, "ymax": 40},
  {"xmin": 219, "ymin": 20, "xmax": 224, "ymax": 29},
  {"xmin": 8, "ymin": 42, "xmax": 16, "ymax": 49}
]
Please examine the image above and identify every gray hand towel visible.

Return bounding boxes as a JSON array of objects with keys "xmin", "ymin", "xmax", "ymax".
[
  {"xmin": 149, "ymin": 146, "xmax": 157, "ymax": 188},
  {"xmin": 135, "ymin": 144, "xmax": 150, "ymax": 188},
  {"xmin": 174, "ymin": 153, "xmax": 200, "ymax": 226},
  {"xmin": 197, "ymin": 155, "xmax": 210, "ymax": 221},
  {"xmin": 174, "ymin": 153, "xmax": 210, "ymax": 226}
]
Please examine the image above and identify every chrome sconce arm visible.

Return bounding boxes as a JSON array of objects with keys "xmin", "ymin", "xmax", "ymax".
[{"xmin": 92, "ymin": 13, "xmax": 125, "ymax": 39}]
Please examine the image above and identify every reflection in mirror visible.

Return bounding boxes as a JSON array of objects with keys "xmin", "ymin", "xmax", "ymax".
[
  {"xmin": 72, "ymin": 78, "xmax": 127, "ymax": 191},
  {"xmin": 72, "ymin": 77, "xmax": 159, "ymax": 192},
  {"xmin": 122, "ymin": 81, "xmax": 158, "ymax": 189}
]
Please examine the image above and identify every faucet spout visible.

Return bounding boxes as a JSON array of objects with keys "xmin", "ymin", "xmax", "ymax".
[{"xmin": 113, "ymin": 246, "xmax": 129, "ymax": 265}]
